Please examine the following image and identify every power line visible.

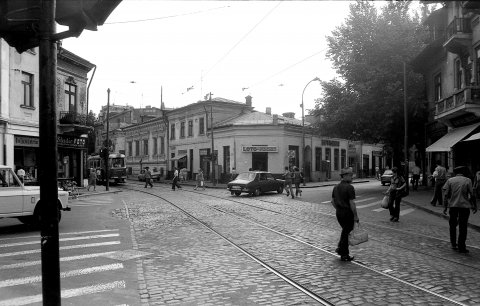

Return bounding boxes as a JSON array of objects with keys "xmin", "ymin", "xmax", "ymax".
[{"xmin": 106, "ymin": 6, "xmax": 230, "ymax": 24}]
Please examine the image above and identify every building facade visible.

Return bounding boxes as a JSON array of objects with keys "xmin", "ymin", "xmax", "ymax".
[
  {"xmin": 413, "ymin": 1, "xmax": 480, "ymax": 176},
  {"xmin": 0, "ymin": 41, "xmax": 94, "ymax": 185}
]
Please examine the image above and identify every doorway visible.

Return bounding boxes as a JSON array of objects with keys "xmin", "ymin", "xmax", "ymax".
[{"xmin": 252, "ymin": 152, "xmax": 268, "ymax": 171}]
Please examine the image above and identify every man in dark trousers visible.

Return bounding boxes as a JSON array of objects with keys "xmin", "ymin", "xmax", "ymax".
[
  {"xmin": 331, "ymin": 167, "xmax": 359, "ymax": 261},
  {"xmin": 144, "ymin": 167, "xmax": 153, "ymax": 188}
]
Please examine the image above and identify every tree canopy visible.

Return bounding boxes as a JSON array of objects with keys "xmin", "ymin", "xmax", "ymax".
[{"xmin": 313, "ymin": 0, "xmax": 433, "ymax": 160}]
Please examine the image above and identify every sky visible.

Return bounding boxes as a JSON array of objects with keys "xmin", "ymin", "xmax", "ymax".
[{"xmin": 61, "ymin": 0, "xmax": 355, "ymax": 118}]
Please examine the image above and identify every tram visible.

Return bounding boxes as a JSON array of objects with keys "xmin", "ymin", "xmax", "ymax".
[{"xmin": 87, "ymin": 152, "xmax": 127, "ymax": 184}]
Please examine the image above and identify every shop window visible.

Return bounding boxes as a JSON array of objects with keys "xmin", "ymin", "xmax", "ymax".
[
  {"xmin": 188, "ymin": 120, "xmax": 193, "ymax": 136},
  {"xmin": 315, "ymin": 147, "xmax": 322, "ymax": 171},
  {"xmin": 64, "ymin": 82, "xmax": 77, "ymax": 112},
  {"xmin": 341, "ymin": 149, "xmax": 346, "ymax": 169},
  {"xmin": 170, "ymin": 123, "xmax": 176, "ymax": 140},
  {"xmin": 334, "ymin": 148, "xmax": 339, "ymax": 171},
  {"xmin": 180, "ymin": 121, "xmax": 185, "ymax": 138},
  {"xmin": 199, "ymin": 117, "xmax": 205, "ymax": 135},
  {"xmin": 21, "ymin": 72, "xmax": 34, "ymax": 108}
]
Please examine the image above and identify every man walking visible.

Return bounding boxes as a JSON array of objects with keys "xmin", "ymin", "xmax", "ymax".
[
  {"xmin": 331, "ymin": 167, "xmax": 359, "ymax": 261},
  {"xmin": 431, "ymin": 160, "xmax": 447, "ymax": 206},
  {"xmin": 144, "ymin": 167, "xmax": 153, "ymax": 188},
  {"xmin": 172, "ymin": 167, "xmax": 182, "ymax": 190},
  {"xmin": 411, "ymin": 164, "xmax": 421, "ymax": 191},
  {"xmin": 443, "ymin": 166, "xmax": 477, "ymax": 253}
]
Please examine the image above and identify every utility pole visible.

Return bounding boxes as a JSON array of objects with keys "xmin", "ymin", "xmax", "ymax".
[
  {"xmin": 105, "ymin": 88, "xmax": 110, "ymax": 191},
  {"xmin": 209, "ymin": 92, "xmax": 216, "ymax": 186},
  {"xmin": 404, "ymin": 62, "xmax": 409, "ymax": 190},
  {"xmin": 38, "ymin": 0, "xmax": 61, "ymax": 304}
]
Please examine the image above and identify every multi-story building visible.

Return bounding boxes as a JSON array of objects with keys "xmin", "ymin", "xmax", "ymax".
[
  {"xmin": 412, "ymin": 1, "xmax": 480, "ymax": 175},
  {"xmin": 0, "ymin": 41, "xmax": 94, "ymax": 185}
]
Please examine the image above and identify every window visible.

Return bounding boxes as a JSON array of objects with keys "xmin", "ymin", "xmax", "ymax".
[
  {"xmin": 143, "ymin": 139, "xmax": 148, "ymax": 156},
  {"xmin": 128, "ymin": 142, "xmax": 133, "ymax": 157},
  {"xmin": 434, "ymin": 73, "xmax": 442, "ymax": 101},
  {"xmin": 160, "ymin": 137, "xmax": 165, "ymax": 154},
  {"xmin": 315, "ymin": 147, "xmax": 322, "ymax": 171},
  {"xmin": 135, "ymin": 141, "xmax": 140, "ymax": 156},
  {"xmin": 341, "ymin": 149, "xmax": 346, "ymax": 169},
  {"xmin": 180, "ymin": 121, "xmax": 185, "ymax": 138},
  {"xmin": 455, "ymin": 59, "xmax": 462, "ymax": 89},
  {"xmin": 170, "ymin": 123, "xmax": 176, "ymax": 140},
  {"xmin": 64, "ymin": 82, "xmax": 77, "ymax": 112},
  {"xmin": 21, "ymin": 72, "xmax": 33, "ymax": 107},
  {"xmin": 223, "ymin": 146, "xmax": 230, "ymax": 174},
  {"xmin": 334, "ymin": 148, "xmax": 339, "ymax": 171},
  {"xmin": 199, "ymin": 117, "xmax": 205, "ymax": 135},
  {"xmin": 153, "ymin": 137, "xmax": 158, "ymax": 155},
  {"xmin": 188, "ymin": 120, "xmax": 193, "ymax": 136}
]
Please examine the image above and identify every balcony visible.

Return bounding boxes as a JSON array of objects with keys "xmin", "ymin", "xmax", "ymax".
[
  {"xmin": 443, "ymin": 17, "xmax": 472, "ymax": 55},
  {"xmin": 462, "ymin": 1, "xmax": 480, "ymax": 12},
  {"xmin": 58, "ymin": 111, "xmax": 94, "ymax": 134},
  {"xmin": 435, "ymin": 86, "xmax": 480, "ymax": 121}
]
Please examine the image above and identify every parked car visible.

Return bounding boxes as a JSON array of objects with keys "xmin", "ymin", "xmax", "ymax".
[
  {"xmin": 0, "ymin": 164, "xmax": 70, "ymax": 225},
  {"xmin": 381, "ymin": 169, "xmax": 393, "ymax": 185},
  {"xmin": 137, "ymin": 169, "xmax": 161, "ymax": 181},
  {"xmin": 227, "ymin": 171, "xmax": 284, "ymax": 196}
]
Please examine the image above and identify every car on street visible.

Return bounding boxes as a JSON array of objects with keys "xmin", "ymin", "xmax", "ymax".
[
  {"xmin": 381, "ymin": 169, "xmax": 393, "ymax": 185},
  {"xmin": 227, "ymin": 171, "xmax": 284, "ymax": 196},
  {"xmin": 0, "ymin": 164, "xmax": 70, "ymax": 225},
  {"xmin": 137, "ymin": 169, "xmax": 161, "ymax": 181}
]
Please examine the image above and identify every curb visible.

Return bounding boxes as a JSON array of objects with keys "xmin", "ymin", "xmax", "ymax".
[{"xmin": 73, "ymin": 189, "xmax": 122, "ymax": 199}]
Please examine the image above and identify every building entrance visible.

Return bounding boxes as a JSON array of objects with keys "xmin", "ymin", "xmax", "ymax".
[{"xmin": 252, "ymin": 152, "xmax": 268, "ymax": 171}]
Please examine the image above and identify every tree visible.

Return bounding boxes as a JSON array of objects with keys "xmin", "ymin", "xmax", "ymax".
[{"xmin": 313, "ymin": 0, "xmax": 431, "ymax": 162}]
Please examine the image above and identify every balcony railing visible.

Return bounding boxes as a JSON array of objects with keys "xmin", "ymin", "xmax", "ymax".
[
  {"xmin": 445, "ymin": 17, "xmax": 471, "ymax": 40},
  {"xmin": 435, "ymin": 86, "xmax": 480, "ymax": 115},
  {"xmin": 59, "ymin": 111, "xmax": 94, "ymax": 126}
]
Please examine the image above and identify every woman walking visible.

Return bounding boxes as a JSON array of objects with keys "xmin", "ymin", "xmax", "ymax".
[
  {"xmin": 194, "ymin": 168, "xmax": 205, "ymax": 190},
  {"xmin": 387, "ymin": 167, "xmax": 406, "ymax": 222},
  {"xmin": 283, "ymin": 166, "xmax": 294, "ymax": 198}
]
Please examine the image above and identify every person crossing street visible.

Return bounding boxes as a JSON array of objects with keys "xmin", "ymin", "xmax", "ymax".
[{"xmin": 144, "ymin": 167, "xmax": 153, "ymax": 188}]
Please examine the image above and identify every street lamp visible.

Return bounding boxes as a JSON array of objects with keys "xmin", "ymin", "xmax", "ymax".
[{"xmin": 301, "ymin": 77, "xmax": 321, "ymax": 186}]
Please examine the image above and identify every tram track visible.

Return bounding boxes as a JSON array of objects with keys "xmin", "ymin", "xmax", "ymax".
[{"xmin": 121, "ymin": 184, "xmax": 474, "ymax": 305}]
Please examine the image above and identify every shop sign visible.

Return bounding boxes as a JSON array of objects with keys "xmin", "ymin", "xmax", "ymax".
[
  {"xmin": 241, "ymin": 146, "xmax": 278, "ymax": 153},
  {"xmin": 321, "ymin": 139, "xmax": 340, "ymax": 147},
  {"xmin": 57, "ymin": 135, "xmax": 87, "ymax": 149},
  {"xmin": 199, "ymin": 149, "xmax": 209, "ymax": 155},
  {"xmin": 15, "ymin": 135, "xmax": 39, "ymax": 147},
  {"xmin": 372, "ymin": 150, "xmax": 383, "ymax": 157}
]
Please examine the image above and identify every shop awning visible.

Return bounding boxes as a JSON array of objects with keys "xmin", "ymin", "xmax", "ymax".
[
  {"xmin": 426, "ymin": 123, "xmax": 480, "ymax": 152},
  {"xmin": 463, "ymin": 132, "xmax": 480, "ymax": 142},
  {"xmin": 171, "ymin": 154, "xmax": 187, "ymax": 160}
]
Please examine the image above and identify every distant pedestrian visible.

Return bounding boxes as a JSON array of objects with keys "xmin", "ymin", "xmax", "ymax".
[
  {"xmin": 431, "ymin": 160, "xmax": 447, "ymax": 206},
  {"xmin": 144, "ymin": 167, "xmax": 153, "ymax": 188},
  {"xmin": 375, "ymin": 166, "xmax": 380, "ymax": 180},
  {"xmin": 230, "ymin": 167, "xmax": 238, "ymax": 181},
  {"xmin": 16, "ymin": 166, "xmax": 25, "ymax": 184},
  {"xmin": 87, "ymin": 168, "xmax": 97, "ymax": 191},
  {"xmin": 443, "ymin": 166, "xmax": 477, "ymax": 253},
  {"xmin": 412, "ymin": 164, "xmax": 421, "ymax": 191},
  {"xmin": 283, "ymin": 166, "xmax": 294, "ymax": 198},
  {"xmin": 387, "ymin": 167, "xmax": 406, "ymax": 222},
  {"xmin": 194, "ymin": 168, "xmax": 205, "ymax": 190},
  {"xmin": 331, "ymin": 167, "xmax": 359, "ymax": 261},
  {"xmin": 172, "ymin": 167, "xmax": 182, "ymax": 190},
  {"xmin": 293, "ymin": 166, "xmax": 303, "ymax": 197}
]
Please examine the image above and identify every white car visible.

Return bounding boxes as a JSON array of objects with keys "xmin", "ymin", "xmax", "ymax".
[{"xmin": 0, "ymin": 165, "xmax": 70, "ymax": 225}]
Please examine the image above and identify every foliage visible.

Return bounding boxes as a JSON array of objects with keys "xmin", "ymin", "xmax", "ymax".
[{"xmin": 312, "ymin": 0, "xmax": 431, "ymax": 160}]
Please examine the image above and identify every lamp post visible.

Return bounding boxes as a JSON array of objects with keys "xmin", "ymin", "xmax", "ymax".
[{"xmin": 301, "ymin": 77, "xmax": 320, "ymax": 186}]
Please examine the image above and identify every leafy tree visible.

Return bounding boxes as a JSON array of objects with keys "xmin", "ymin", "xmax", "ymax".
[{"xmin": 312, "ymin": 0, "xmax": 431, "ymax": 163}]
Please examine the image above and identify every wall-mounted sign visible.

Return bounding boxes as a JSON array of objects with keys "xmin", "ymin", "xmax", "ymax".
[
  {"xmin": 15, "ymin": 135, "xmax": 39, "ymax": 147},
  {"xmin": 321, "ymin": 139, "xmax": 340, "ymax": 147},
  {"xmin": 242, "ymin": 146, "xmax": 278, "ymax": 153},
  {"xmin": 372, "ymin": 150, "xmax": 383, "ymax": 157},
  {"xmin": 57, "ymin": 135, "xmax": 87, "ymax": 149}
]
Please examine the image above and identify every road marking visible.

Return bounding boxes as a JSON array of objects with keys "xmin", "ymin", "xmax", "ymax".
[
  {"xmin": 0, "ymin": 229, "xmax": 119, "ymax": 242},
  {"xmin": 70, "ymin": 203, "xmax": 113, "ymax": 207},
  {"xmin": 321, "ymin": 200, "xmax": 331, "ymax": 204},
  {"xmin": 400, "ymin": 208, "xmax": 416, "ymax": 216},
  {"xmin": 0, "ymin": 251, "xmax": 117, "ymax": 270},
  {"xmin": 356, "ymin": 201, "xmax": 381, "ymax": 209},
  {"xmin": 0, "ymin": 241, "xmax": 120, "ymax": 258},
  {"xmin": 0, "ymin": 280, "xmax": 126, "ymax": 306},
  {"xmin": 0, "ymin": 263, "xmax": 123, "ymax": 288},
  {"xmin": 373, "ymin": 208, "xmax": 386, "ymax": 212},
  {"xmin": 355, "ymin": 197, "xmax": 376, "ymax": 203},
  {"xmin": 0, "ymin": 234, "xmax": 119, "ymax": 248}
]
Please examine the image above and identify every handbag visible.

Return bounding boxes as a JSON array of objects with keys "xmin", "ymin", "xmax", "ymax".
[
  {"xmin": 349, "ymin": 223, "xmax": 368, "ymax": 246},
  {"xmin": 381, "ymin": 195, "xmax": 389, "ymax": 209}
]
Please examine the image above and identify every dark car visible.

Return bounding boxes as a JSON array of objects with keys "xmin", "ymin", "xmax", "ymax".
[
  {"xmin": 137, "ymin": 169, "xmax": 161, "ymax": 182},
  {"xmin": 381, "ymin": 170, "xmax": 393, "ymax": 185},
  {"xmin": 227, "ymin": 171, "xmax": 284, "ymax": 196}
]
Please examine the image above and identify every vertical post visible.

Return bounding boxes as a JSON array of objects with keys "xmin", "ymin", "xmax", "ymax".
[
  {"xmin": 38, "ymin": 0, "xmax": 61, "ymax": 304},
  {"xmin": 404, "ymin": 62, "xmax": 409, "ymax": 188},
  {"xmin": 301, "ymin": 93, "xmax": 305, "ymax": 186},
  {"xmin": 210, "ymin": 93, "xmax": 216, "ymax": 186},
  {"xmin": 105, "ymin": 88, "xmax": 110, "ymax": 191}
]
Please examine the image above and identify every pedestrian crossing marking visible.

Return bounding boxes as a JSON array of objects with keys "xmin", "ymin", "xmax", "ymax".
[
  {"xmin": 0, "ymin": 233, "xmax": 119, "ymax": 248},
  {"xmin": 101, "ymin": 249, "xmax": 152, "ymax": 261},
  {"xmin": 0, "ymin": 241, "xmax": 120, "ymax": 258},
  {"xmin": 0, "ymin": 229, "xmax": 119, "ymax": 242},
  {"xmin": 321, "ymin": 200, "xmax": 331, "ymax": 204},
  {"xmin": 0, "ymin": 280, "xmax": 126, "ymax": 306},
  {"xmin": 0, "ymin": 263, "xmax": 123, "ymax": 288},
  {"xmin": 356, "ymin": 201, "xmax": 381, "ymax": 209},
  {"xmin": 400, "ymin": 208, "xmax": 416, "ymax": 216},
  {"xmin": 355, "ymin": 197, "xmax": 376, "ymax": 203},
  {"xmin": 372, "ymin": 208, "xmax": 386, "ymax": 212}
]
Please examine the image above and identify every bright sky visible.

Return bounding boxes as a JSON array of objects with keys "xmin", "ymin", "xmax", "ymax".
[{"xmin": 61, "ymin": 0, "xmax": 355, "ymax": 118}]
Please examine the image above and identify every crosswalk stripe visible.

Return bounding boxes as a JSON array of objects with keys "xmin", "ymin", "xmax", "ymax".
[
  {"xmin": 355, "ymin": 197, "xmax": 376, "ymax": 203},
  {"xmin": 0, "ymin": 229, "xmax": 119, "ymax": 242},
  {"xmin": 400, "ymin": 208, "xmax": 416, "ymax": 216},
  {"xmin": 0, "ymin": 280, "xmax": 126, "ymax": 306},
  {"xmin": 356, "ymin": 201, "xmax": 381, "ymax": 209},
  {"xmin": 0, "ymin": 234, "xmax": 119, "ymax": 248},
  {"xmin": 373, "ymin": 208, "xmax": 386, "ymax": 212},
  {"xmin": 0, "ymin": 251, "xmax": 117, "ymax": 270},
  {"xmin": 0, "ymin": 241, "xmax": 120, "ymax": 258},
  {"xmin": 0, "ymin": 263, "xmax": 123, "ymax": 288},
  {"xmin": 321, "ymin": 200, "xmax": 330, "ymax": 204}
]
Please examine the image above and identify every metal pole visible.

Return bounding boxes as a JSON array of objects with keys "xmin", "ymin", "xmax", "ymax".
[
  {"xmin": 301, "ymin": 77, "xmax": 319, "ymax": 186},
  {"xmin": 38, "ymin": 0, "xmax": 61, "ymax": 304},
  {"xmin": 210, "ymin": 93, "xmax": 216, "ymax": 186},
  {"xmin": 105, "ymin": 88, "xmax": 110, "ymax": 191},
  {"xmin": 404, "ymin": 62, "xmax": 409, "ymax": 188}
]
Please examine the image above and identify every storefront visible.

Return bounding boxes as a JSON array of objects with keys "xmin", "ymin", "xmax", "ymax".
[{"xmin": 13, "ymin": 135, "xmax": 40, "ymax": 185}]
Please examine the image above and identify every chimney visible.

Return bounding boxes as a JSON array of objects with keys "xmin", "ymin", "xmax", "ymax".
[
  {"xmin": 273, "ymin": 114, "xmax": 278, "ymax": 125},
  {"xmin": 245, "ymin": 95, "xmax": 252, "ymax": 107},
  {"xmin": 266, "ymin": 107, "xmax": 271, "ymax": 115},
  {"xmin": 282, "ymin": 112, "xmax": 295, "ymax": 119}
]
